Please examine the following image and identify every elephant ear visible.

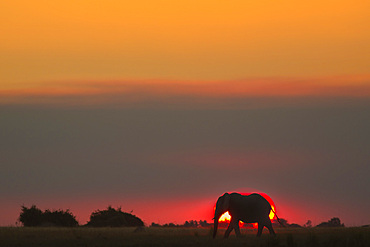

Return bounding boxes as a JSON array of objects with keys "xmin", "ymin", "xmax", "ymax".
[{"xmin": 222, "ymin": 193, "xmax": 231, "ymax": 211}]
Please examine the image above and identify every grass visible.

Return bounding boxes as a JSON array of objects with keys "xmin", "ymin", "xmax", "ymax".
[{"xmin": 0, "ymin": 227, "xmax": 369, "ymax": 247}]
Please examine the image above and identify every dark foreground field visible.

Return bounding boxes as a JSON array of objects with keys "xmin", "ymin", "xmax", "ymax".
[{"xmin": 0, "ymin": 227, "xmax": 369, "ymax": 247}]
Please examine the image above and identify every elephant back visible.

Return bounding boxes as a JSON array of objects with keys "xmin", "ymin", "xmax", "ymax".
[{"xmin": 229, "ymin": 193, "xmax": 271, "ymax": 223}]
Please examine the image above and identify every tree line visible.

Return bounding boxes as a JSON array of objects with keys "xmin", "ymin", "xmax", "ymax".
[
  {"xmin": 271, "ymin": 217, "xmax": 345, "ymax": 228},
  {"xmin": 18, "ymin": 205, "xmax": 345, "ymax": 228},
  {"xmin": 19, "ymin": 205, "xmax": 144, "ymax": 227},
  {"xmin": 151, "ymin": 220, "xmax": 211, "ymax": 228}
]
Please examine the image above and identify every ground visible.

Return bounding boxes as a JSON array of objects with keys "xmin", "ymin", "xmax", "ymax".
[{"xmin": 0, "ymin": 226, "xmax": 369, "ymax": 247}]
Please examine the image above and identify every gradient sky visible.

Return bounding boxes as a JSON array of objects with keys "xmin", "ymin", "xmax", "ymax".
[{"xmin": 1, "ymin": 1, "xmax": 370, "ymax": 226}]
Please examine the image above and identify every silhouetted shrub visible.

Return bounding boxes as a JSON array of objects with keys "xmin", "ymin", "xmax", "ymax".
[
  {"xmin": 19, "ymin": 205, "xmax": 43, "ymax": 226},
  {"xmin": 42, "ymin": 209, "xmax": 79, "ymax": 227},
  {"xmin": 316, "ymin": 217, "xmax": 344, "ymax": 227},
  {"xmin": 86, "ymin": 206, "xmax": 144, "ymax": 227},
  {"xmin": 19, "ymin": 205, "xmax": 78, "ymax": 227}
]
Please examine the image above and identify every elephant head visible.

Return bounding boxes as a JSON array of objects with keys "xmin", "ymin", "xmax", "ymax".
[{"xmin": 213, "ymin": 193, "xmax": 231, "ymax": 238}]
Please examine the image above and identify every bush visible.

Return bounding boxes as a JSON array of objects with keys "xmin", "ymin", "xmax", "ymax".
[
  {"xmin": 42, "ymin": 209, "xmax": 79, "ymax": 227},
  {"xmin": 19, "ymin": 205, "xmax": 43, "ymax": 226},
  {"xmin": 19, "ymin": 205, "xmax": 78, "ymax": 227},
  {"xmin": 86, "ymin": 206, "xmax": 144, "ymax": 227},
  {"xmin": 316, "ymin": 217, "xmax": 344, "ymax": 227}
]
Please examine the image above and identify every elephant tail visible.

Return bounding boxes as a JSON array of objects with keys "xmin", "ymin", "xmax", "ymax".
[{"xmin": 271, "ymin": 207, "xmax": 285, "ymax": 227}]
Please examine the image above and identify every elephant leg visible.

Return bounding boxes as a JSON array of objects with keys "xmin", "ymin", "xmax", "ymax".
[
  {"xmin": 265, "ymin": 220, "xmax": 276, "ymax": 236},
  {"xmin": 256, "ymin": 223, "xmax": 264, "ymax": 237},
  {"xmin": 234, "ymin": 221, "xmax": 241, "ymax": 238},
  {"xmin": 224, "ymin": 223, "xmax": 234, "ymax": 238}
]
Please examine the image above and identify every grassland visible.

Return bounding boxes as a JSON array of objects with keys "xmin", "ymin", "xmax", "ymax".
[{"xmin": 0, "ymin": 227, "xmax": 369, "ymax": 247}]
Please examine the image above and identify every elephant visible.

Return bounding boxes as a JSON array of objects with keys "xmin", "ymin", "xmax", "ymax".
[{"xmin": 213, "ymin": 192, "xmax": 280, "ymax": 238}]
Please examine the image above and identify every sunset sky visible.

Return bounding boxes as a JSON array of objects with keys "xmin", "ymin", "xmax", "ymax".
[{"xmin": 1, "ymin": 1, "xmax": 369, "ymax": 226}]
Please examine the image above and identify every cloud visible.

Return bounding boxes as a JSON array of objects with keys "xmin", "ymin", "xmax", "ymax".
[{"xmin": 1, "ymin": 75, "xmax": 369, "ymax": 108}]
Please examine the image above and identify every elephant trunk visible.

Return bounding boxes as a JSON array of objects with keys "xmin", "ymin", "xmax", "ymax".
[
  {"xmin": 213, "ymin": 217, "xmax": 218, "ymax": 238},
  {"xmin": 213, "ymin": 193, "xmax": 230, "ymax": 238},
  {"xmin": 213, "ymin": 210, "xmax": 222, "ymax": 238}
]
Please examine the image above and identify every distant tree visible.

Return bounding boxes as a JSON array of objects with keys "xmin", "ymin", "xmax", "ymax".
[
  {"xmin": 190, "ymin": 220, "xmax": 198, "ymax": 227},
  {"xmin": 304, "ymin": 220, "xmax": 312, "ymax": 228},
  {"xmin": 180, "ymin": 220, "xmax": 210, "ymax": 228},
  {"xmin": 199, "ymin": 220, "xmax": 210, "ymax": 227},
  {"xmin": 151, "ymin": 222, "xmax": 161, "ymax": 227},
  {"xmin": 316, "ymin": 217, "xmax": 344, "ymax": 227},
  {"xmin": 18, "ymin": 205, "xmax": 78, "ymax": 227},
  {"xmin": 162, "ymin": 222, "xmax": 177, "ymax": 227},
  {"xmin": 184, "ymin": 220, "xmax": 199, "ymax": 227},
  {"xmin": 86, "ymin": 206, "xmax": 144, "ymax": 227}
]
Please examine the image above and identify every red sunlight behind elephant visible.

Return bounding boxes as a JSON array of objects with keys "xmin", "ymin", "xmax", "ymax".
[{"xmin": 217, "ymin": 192, "xmax": 277, "ymax": 228}]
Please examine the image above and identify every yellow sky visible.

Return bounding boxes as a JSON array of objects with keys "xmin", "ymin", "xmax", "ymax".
[{"xmin": 1, "ymin": 0, "xmax": 370, "ymax": 89}]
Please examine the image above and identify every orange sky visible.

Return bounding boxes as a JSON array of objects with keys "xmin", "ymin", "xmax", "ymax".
[{"xmin": 1, "ymin": 0, "xmax": 370, "ymax": 89}]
